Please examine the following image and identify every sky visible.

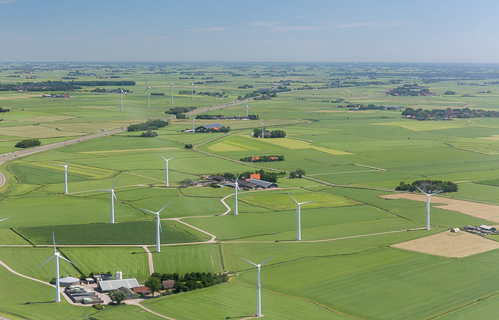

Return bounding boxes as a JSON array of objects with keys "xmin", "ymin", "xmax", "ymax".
[{"xmin": 1, "ymin": 0, "xmax": 499, "ymax": 63}]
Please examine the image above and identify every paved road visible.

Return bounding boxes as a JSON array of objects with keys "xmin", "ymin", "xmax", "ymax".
[{"xmin": 142, "ymin": 245, "xmax": 154, "ymax": 275}]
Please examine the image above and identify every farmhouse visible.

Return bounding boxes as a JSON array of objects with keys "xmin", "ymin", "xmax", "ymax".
[
  {"xmin": 162, "ymin": 280, "xmax": 175, "ymax": 290},
  {"xmin": 195, "ymin": 123, "xmax": 222, "ymax": 132},
  {"xmin": 98, "ymin": 278, "xmax": 140, "ymax": 292},
  {"xmin": 246, "ymin": 178, "xmax": 278, "ymax": 189},
  {"xmin": 133, "ymin": 286, "xmax": 152, "ymax": 295}
]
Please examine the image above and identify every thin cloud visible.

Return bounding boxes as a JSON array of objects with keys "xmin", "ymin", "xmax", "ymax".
[
  {"xmin": 251, "ymin": 21, "xmax": 279, "ymax": 27},
  {"xmin": 188, "ymin": 26, "xmax": 226, "ymax": 32},
  {"xmin": 0, "ymin": 0, "xmax": 22, "ymax": 3},
  {"xmin": 339, "ymin": 21, "xmax": 406, "ymax": 28},
  {"xmin": 272, "ymin": 26, "xmax": 319, "ymax": 32}
]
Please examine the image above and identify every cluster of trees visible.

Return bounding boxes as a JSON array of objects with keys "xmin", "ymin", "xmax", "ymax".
[
  {"xmin": 196, "ymin": 91, "xmax": 227, "ymax": 98},
  {"xmin": 71, "ymin": 80, "xmax": 135, "ymax": 86},
  {"xmin": 289, "ymin": 169, "xmax": 306, "ymax": 178},
  {"xmin": 237, "ymin": 86, "xmax": 290, "ymax": 100},
  {"xmin": 184, "ymin": 144, "xmax": 193, "ymax": 149},
  {"xmin": 151, "ymin": 92, "xmax": 165, "ymax": 95},
  {"xmin": 196, "ymin": 114, "xmax": 223, "ymax": 119},
  {"xmin": 238, "ymin": 84, "xmax": 254, "ymax": 89},
  {"xmin": 0, "ymin": 81, "xmax": 81, "ymax": 91},
  {"xmin": 165, "ymin": 106, "xmax": 197, "ymax": 114},
  {"xmin": 139, "ymin": 131, "xmax": 157, "ymax": 137},
  {"xmin": 444, "ymin": 91, "xmax": 456, "ymax": 95},
  {"xmin": 178, "ymin": 90, "xmax": 196, "ymax": 95},
  {"xmin": 248, "ymin": 114, "xmax": 259, "ymax": 120},
  {"xmin": 253, "ymin": 128, "xmax": 286, "ymax": 138},
  {"xmin": 240, "ymin": 155, "xmax": 285, "ymax": 162},
  {"xmin": 0, "ymin": 107, "xmax": 10, "ymax": 113},
  {"xmin": 178, "ymin": 179, "xmax": 193, "ymax": 187},
  {"xmin": 127, "ymin": 120, "xmax": 168, "ymax": 132},
  {"xmin": 216, "ymin": 169, "xmax": 285, "ymax": 183},
  {"xmin": 145, "ymin": 272, "xmax": 228, "ymax": 295},
  {"xmin": 402, "ymin": 107, "xmax": 499, "ymax": 121},
  {"xmin": 197, "ymin": 126, "xmax": 230, "ymax": 133},
  {"xmin": 337, "ymin": 103, "xmax": 387, "ymax": 110},
  {"xmin": 15, "ymin": 138, "xmax": 41, "ymax": 148},
  {"xmin": 395, "ymin": 180, "xmax": 458, "ymax": 193},
  {"xmin": 386, "ymin": 84, "xmax": 432, "ymax": 96}
]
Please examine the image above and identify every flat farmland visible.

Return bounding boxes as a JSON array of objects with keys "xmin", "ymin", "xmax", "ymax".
[{"xmin": 151, "ymin": 244, "xmax": 223, "ymax": 274}]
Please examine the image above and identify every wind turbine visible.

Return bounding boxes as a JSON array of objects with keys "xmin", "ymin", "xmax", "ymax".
[
  {"xmin": 246, "ymin": 103, "xmax": 250, "ymax": 117},
  {"xmin": 192, "ymin": 117, "xmax": 196, "ymax": 133},
  {"xmin": 242, "ymin": 257, "xmax": 273, "ymax": 318},
  {"xmin": 120, "ymin": 82, "xmax": 128, "ymax": 112},
  {"xmin": 0, "ymin": 217, "xmax": 9, "ymax": 222},
  {"xmin": 38, "ymin": 232, "xmax": 76, "ymax": 303},
  {"xmin": 98, "ymin": 178, "xmax": 120, "ymax": 223},
  {"xmin": 288, "ymin": 193, "xmax": 314, "ymax": 241},
  {"xmin": 234, "ymin": 171, "xmax": 243, "ymax": 215},
  {"xmin": 158, "ymin": 154, "xmax": 176, "ymax": 187},
  {"xmin": 416, "ymin": 186, "xmax": 443, "ymax": 230},
  {"xmin": 189, "ymin": 80, "xmax": 194, "ymax": 100},
  {"xmin": 142, "ymin": 79, "xmax": 155, "ymax": 108},
  {"xmin": 167, "ymin": 78, "xmax": 175, "ymax": 103},
  {"xmin": 259, "ymin": 120, "xmax": 266, "ymax": 138},
  {"xmin": 140, "ymin": 202, "xmax": 170, "ymax": 253},
  {"xmin": 55, "ymin": 158, "xmax": 72, "ymax": 194}
]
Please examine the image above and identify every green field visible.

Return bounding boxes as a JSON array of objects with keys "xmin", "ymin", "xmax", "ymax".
[{"xmin": 3, "ymin": 62, "xmax": 499, "ymax": 319}]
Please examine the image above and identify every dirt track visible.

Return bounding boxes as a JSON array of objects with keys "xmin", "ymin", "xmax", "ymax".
[{"xmin": 380, "ymin": 193, "xmax": 499, "ymax": 223}]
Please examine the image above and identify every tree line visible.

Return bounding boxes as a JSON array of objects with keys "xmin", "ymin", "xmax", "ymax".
[
  {"xmin": 240, "ymin": 155, "xmax": 285, "ymax": 162},
  {"xmin": 15, "ymin": 138, "xmax": 41, "ymax": 148},
  {"xmin": 395, "ymin": 180, "xmax": 458, "ymax": 193},
  {"xmin": 127, "ymin": 120, "xmax": 168, "ymax": 132},
  {"xmin": 253, "ymin": 128, "xmax": 286, "ymax": 138}
]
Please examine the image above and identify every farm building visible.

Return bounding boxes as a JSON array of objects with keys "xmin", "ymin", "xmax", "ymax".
[
  {"xmin": 195, "ymin": 123, "xmax": 222, "ymax": 132},
  {"xmin": 383, "ymin": 105, "xmax": 402, "ymax": 110},
  {"xmin": 115, "ymin": 287, "xmax": 139, "ymax": 300},
  {"xmin": 162, "ymin": 280, "xmax": 175, "ymax": 290},
  {"xmin": 93, "ymin": 273, "xmax": 114, "ymax": 282},
  {"xmin": 65, "ymin": 285, "xmax": 103, "ymax": 304},
  {"xmin": 59, "ymin": 276, "xmax": 80, "ymax": 287},
  {"xmin": 134, "ymin": 286, "xmax": 152, "ymax": 295},
  {"xmin": 450, "ymin": 228, "xmax": 460, "ymax": 233},
  {"xmin": 246, "ymin": 178, "xmax": 278, "ymax": 189},
  {"xmin": 480, "ymin": 225, "xmax": 496, "ymax": 232},
  {"xmin": 98, "ymin": 278, "xmax": 139, "ymax": 292}
]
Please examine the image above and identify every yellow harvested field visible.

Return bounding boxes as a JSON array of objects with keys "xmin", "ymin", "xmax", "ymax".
[
  {"xmin": 19, "ymin": 115, "xmax": 76, "ymax": 122},
  {"xmin": 478, "ymin": 135, "xmax": 499, "ymax": 140},
  {"xmin": 29, "ymin": 162, "xmax": 115, "ymax": 179},
  {"xmin": 0, "ymin": 125, "xmax": 86, "ymax": 138},
  {"xmin": 247, "ymin": 136, "xmax": 353, "ymax": 155},
  {"xmin": 81, "ymin": 147, "xmax": 178, "ymax": 155},
  {"xmin": 391, "ymin": 231, "xmax": 499, "ymax": 258},
  {"xmin": 380, "ymin": 193, "xmax": 499, "ymax": 223}
]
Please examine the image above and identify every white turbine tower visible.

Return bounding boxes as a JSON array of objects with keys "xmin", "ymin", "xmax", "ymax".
[
  {"xmin": 190, "ymin": 81, "xmax": 194, "ymax": 100},
  {"xmin": 259, "ymin": 120, "xmax": 266, "ymax": 138},
  {"xmin": 288, "ymin": 193, "xmax": 314, "ymax": 241},
  {"xmin": 243, "ymin": 257, "xmax": 273, "ymax": 318},
  {"xmin": 38, "ymin": 232, "xmax": 76, "ymax": 303},
  {"xmin": 167, "ymin": 78, "xmax": 175, "ymax": 103},
  {"xmin": 55, "ymin": 158, "xmax": 72, "ymax": 194},
  {"xmin": 159, "ymin": 154, "xmax": 176, "ymax": 187},
  {"xmin": 141, "ymin": 79, "xmax": 155, "ymax": 108},
  {"xmin": 192, "ymin": 117, "xmax": 196, "ymax": 133},
  {"xmin": 246, "ymin": 103, "xmax": 250, "ymax": 117},
  {"xmin": 0, "ymin": 217, "xmax": 9, "ymax": 222},
  {"xmin": 416, "ymin": 186, "xmax": 443, "ymax": 230},
  {"xmin": 120, "ymin": 82, "xmax": 128, "ymax": 112},
  {"xmin": 98, "ymin": 178, "xmax": 120, "ymax": 223},
  {"xmin": 140, "ymin": 202, "xmax": 171, "ymax": 253},
  {"xmin": 234, "ymin": 171, "xmax": 244, "ymax": 215}
]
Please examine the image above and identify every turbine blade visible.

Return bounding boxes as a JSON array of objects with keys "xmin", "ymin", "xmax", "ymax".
[
  {"xmin": 166, "ymin": 78, "xmax": 172, "ymax": 85},
  {"xmin": 158, "ymin": 201, "xmax": 171, "ymax": 213},
  {"xmin": 416, "ymin": 186, "xmax": 428, "ymax": 195},
  {"xmin": 166, "ymin": 157, "xmax": 177, "ymax": 161},
  {"xmin": 159, "ymin": 220, "xmax": 163, "ymax": 233},
  {"xmin": 113, "ymin": 192, "xmax": 119, "ymax": 204},
  {"xmin": 38, "ymin": 255, "xmax": 55, "ymax": 268},
  {"xmin": 52, "ymin": 231, "xmax": 56, "ymax": 254},
  {"xmin": 59, "ymin": 255, "xmax": 76, "ymax": 265},
  {"xmin": 145, "ymin": 79, "xmax": 148, "ymax": 86},
  {"xmin": 242, "ymin": 258, "xmax": 258, "ymax": 267},
  {"xmin": 300, "ymin": 200, "xmax": 315, "ymax": 205},
  {"xmin": 236, "ymin": 170, "xmax": 242, "ymax": 181},
  {"xmin": 158, "ymin": 154, "xmax": 167, "ymax": 161},
  {"xmin": 294, "ymin": 206, "xmax": 298, "ymax": 220},
  {"xmin": 65, "ymin": 157, "xmax": 73, "ymax": 165},
  {"xmin": 54, "ymin": 163, "xmax": 65, "ymax": 167},
  {"xmin": 430, "ymin": 190, "xmax": 444, "ymax": 196},
  {"xmin": 141, "ymin": 88, "xmax": 148, "ymax": 94},
  {"xmin": 141, "ymin": 208, "xmax": 158, "ymax": 215},
  {"xmin": 237, "ymin": 186, "xmax": 244, "ymax": 196},
  {"xmin": 260, "ymin": 256, "xmax": 273, "ymax": 266},
  {"xmin": 124, "ymin": 92, "xmax": 129, "ymax": 97},
  {"xmin": 0, "ymin": 217, "xmax": 9, "ymax": 222},
  {"xmin": 287, "ymin": 192, "xmax": 299, "ymax": 205},
  {"xmin": 112, "ymin": 178, "xmax": 120, "ymax": 189}
]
